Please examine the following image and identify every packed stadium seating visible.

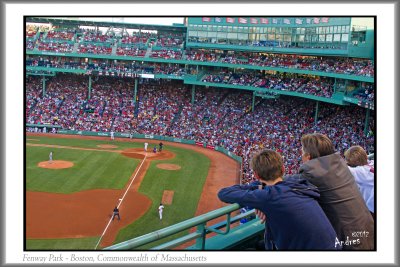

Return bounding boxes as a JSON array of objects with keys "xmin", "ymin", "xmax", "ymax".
[
  {"xmin": 116, "ymin": 46, "xmax": 147, "ymax": 57},
  {"xmin": 155, "ymin": 32, "xmax": 184, "ymax": 48},
  {"xmin": 25, "ymin": 26, "xmax": 373, "ymax": 78},
  {"xmin": 77, "ymin": 43, "xmax": 113, "ymax": 55},
  {"xmin": 25, "ymin": 20, "xmax": 375, "ymax": 185},
  {"xmin": 185, "ymin": 49, "xmax": 374, "ymax": 77},
  {"xmin": 150, "ymin": 49, "xmax": 183, "ymax": 60},
  {"xmin": 81, "ymin": 30, "xmax": 116, "ymax": 43},
  {"xmin": 26, "ymin": 75, "xmax": 374, "ymax": 183},
  {"xmin": 46, "ymin": 29, "xmax": 75, "ymax": 41},
  {"xmin": 37, "ymin": 41, "xmax": 75, "ymax": 53},
  {"xmin": 121, "ymin": 32, "xmax": 156, "ymax": 45}
]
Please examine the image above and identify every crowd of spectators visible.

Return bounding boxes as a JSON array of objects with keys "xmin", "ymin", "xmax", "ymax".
[
  {"xmin": 26, "ymin": 31, "xmax": 374, "ymax": 79},
  {"xmin": 352, "ymin": 84, "xmax": 375, "ymax": 103},
  {"xmin": 26, "ymin": 76, "xmax": 42, "ymax": 119},
  {"xmin": 46, "ymin": 29, "xmax": 75, "ymax": 41},
  {"xmin": 184, "ymin": 49, "xmax": 374, "ymax": 77},
  {"xmin": 26, "ymin": 57, "xmax": 86, "ymax": 69},
  {"xmin": 121, "ymin": 32, "xmax": 157, "ymax": 45},
  {"xmin": 26, "ymin": 75, "xmax": 374, "ymax": 184},
  {"xmin": 185, "ymin": 49, "xmax": 220, "ymax": 62},
  {"xmin": 77, "ymin": 44, "xmax": 112, "ymax": 55},
  {"xmin": 150, "ymin": 49, "xmax": 183, "ymax": 60},
  {"xmin": 201, "ymin": 71, "xmax": 336, "ymax": 98},
  {"xmin": 116, "ymin": 46, "xmax": 147, "ymax": 57},
  {"xmin": 26, "ymin": 75, "xmax": 88, "ymax": 129},
  {"xmin": 81, "ymin": 30, "xmax": 115, "ymax": 43},
  {"xmin": 26, "ymin": 41, "xmax": 36, "ymax": 50},
  {"xmin": 280, "ymin": 77, "xmax": 334, "ymax": 98},
  {"xmin": 129, "ymin": 80, "xmax": 189, "ymax": 135},
  {"xmin": 188, "ymin": 37, "xmax": 347, "ymax": 50},
  {"xmin": 26, "ymin": 28, "xmax": 37, "ymax": 39},
  {"xmin": 155, "ymin": 33, "xmax": 184, "ymax": 48},
  {"xmin": 26, "ymin": 54, "xmax": 373, "ymax": 101},
  {"xmin": 25, "ymin": 56, "xmax": 193, "ymax": 77},
  {"xmin": 37, "ymin": 41, "xmax": 75, "ymax": 53}
]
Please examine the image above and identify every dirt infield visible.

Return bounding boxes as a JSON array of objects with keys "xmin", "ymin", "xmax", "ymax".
[
  {"xmin": 156, "ymin": 163, "xmax": 181, "ymax": 170},
  {"xmin": 162, "ymin": 190, "xmax": 175, "ymax": 205},
  {"xmin": 97, "ymin": 144, "xmax": 118, "ymax": 149},
  {"xmin": 121, "ymin": 148, "xmax": 175, "ymax": 161},
  {"xmin": 38, "ymin": 160, "xmax": 74, "ymax": 169},
  {"xmin": 26, "ymin": 190, "xmax": 152, "ymax": 240},
  {"xmin": 26, "ymin": 133, "xmax": 240, "ymax": 248}
]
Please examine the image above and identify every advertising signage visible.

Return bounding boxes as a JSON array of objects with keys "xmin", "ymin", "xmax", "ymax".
[{"xmin": 192, "ymin": 17, "xmax": 349, "ymax": 27}]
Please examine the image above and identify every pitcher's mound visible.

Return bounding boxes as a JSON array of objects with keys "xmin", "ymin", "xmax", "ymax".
[
  {"xmin": 38, "ymin": 160, "xmax": 74, "ymax": 169},
  {"xmin": 156, "ymin": 163, "xmax": 181, "ymax": 170}
]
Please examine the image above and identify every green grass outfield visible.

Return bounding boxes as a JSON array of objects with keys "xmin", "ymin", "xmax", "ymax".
[{"xmin": 26, "ymin": 135, "xmax": 210, "ymax": 250}]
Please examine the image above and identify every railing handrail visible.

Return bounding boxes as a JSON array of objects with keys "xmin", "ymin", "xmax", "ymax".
[{"xmin": 103, "ymin": 203, "xmax": 241, "ymax": 250}]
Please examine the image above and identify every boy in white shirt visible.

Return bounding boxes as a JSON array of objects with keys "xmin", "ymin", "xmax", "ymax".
[{"xmin": 345, "ymin": 146, "xmax": 374, "ymax": 218}]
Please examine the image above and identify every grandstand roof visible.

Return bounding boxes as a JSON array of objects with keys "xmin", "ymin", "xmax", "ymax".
[{"xmin": 25, "ymin": 17, "xmax": 186, "ymax": 32}]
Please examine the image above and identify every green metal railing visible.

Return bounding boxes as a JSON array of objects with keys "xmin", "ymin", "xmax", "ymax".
[{"xmin": 103, "ymin": 204, "xmax": 260, "ymax": 250}]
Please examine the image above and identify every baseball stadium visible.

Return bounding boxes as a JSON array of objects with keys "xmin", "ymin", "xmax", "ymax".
[{"xmin": 25, "ymin": 17, "xmax": 375, "ymax": 251}]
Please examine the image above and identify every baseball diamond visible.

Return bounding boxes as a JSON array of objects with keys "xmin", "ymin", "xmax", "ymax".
[{"xmin": 26, "ymin": 133, "xmax": 239, "ymax": 249}]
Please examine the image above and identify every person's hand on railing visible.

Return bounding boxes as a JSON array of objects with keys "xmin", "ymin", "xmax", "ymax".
[{"xmin": 255, "ymin": 209, "xmax": 267, "ymax": 224}]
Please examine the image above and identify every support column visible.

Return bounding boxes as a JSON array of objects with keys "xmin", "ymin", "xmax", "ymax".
[
  {"xmin": 88, "ymin": 75, "xmax": 92, "ymax": 100},
  {"xmin": 364, "ymin": 108, "xmax": 370, "ymax": 136},
  {"xmin": 42, "ymin": 76, "xmax": 46, "ymax": 97},
  {"xmin": 252, "ymin": 91, "xmax": 256, "ymax": 112},
  {"xmin": 133, "ymin": 78, "xmax": 138, "ymax": 104},
  {"xmin": 314, "ymin": 101, "xmax": 319, "ymax": 126},
  {"xmin": 333, "ymin": 78, "xmax": 337, "ymax": 93},
  {"xmin": 191, "ymin": 85, "xmax": 196, "ymax": 105}
]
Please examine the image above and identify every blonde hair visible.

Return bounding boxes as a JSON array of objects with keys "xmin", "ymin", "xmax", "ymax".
[
  {"xmin": 251, "ymin": 149, "xmax": 284, "ymax": 182},
  {"xmin": 344, "ymin": 146, "xmax": 368, "ymax": 167},
  {"xmin": 301, "ymin": 133, "xmax": 335, "ymax": 160}
]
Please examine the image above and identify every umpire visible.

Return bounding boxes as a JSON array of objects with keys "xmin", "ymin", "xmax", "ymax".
[{"xmin": 112, "ymin": 206, "xmax": 120, "ymax": 220}]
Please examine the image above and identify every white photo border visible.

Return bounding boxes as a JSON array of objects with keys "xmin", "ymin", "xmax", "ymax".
[{"xmin": 2, "ymin": 0, "xmax": 397, "ymax": 265}]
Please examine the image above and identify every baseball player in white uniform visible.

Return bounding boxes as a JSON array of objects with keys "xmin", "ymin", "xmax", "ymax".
[
  {"xmin": 49, "ymin": 151, "xmax": 53, "ymax": 163},
  {"xmin": 110, "ymin": 130, "xmax": 114, "ymax": 140},
  {"xmin": 158, "ymin": 203, "xmax": 164, "ymax": 220},
  {"xmin": 144, "ymin": 142, "xmax": 148, "ymax": 152}
]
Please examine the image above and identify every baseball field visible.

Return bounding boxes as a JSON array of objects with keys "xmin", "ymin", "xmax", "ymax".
[{"xmin": 25, "ymin": 133, "xmax": 240, "ymax": 250}]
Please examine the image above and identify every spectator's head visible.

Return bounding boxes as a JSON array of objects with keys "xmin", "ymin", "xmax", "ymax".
[
  {"xmin": 344, "ymin": 145, "xmax": 368, "ymax": 167},
  {"xmin": 251, "ymin": 149, "xmax": 284, "ymax": 184},
  {"xmin": 301, "ymin": 133, "xmax": 335, "ymax": 162}
]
